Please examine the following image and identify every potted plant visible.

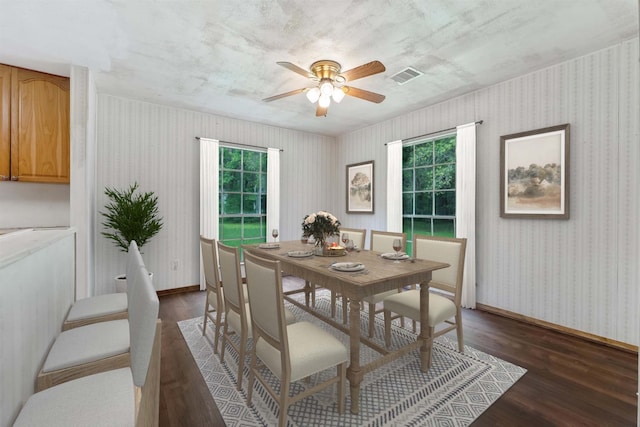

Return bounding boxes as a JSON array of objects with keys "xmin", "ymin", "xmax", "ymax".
[{"xmin": 101, "ymin": 182, "xmax": 164, "ymax": 292}]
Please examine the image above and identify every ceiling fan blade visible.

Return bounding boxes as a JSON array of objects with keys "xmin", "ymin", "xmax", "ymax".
[
  {"xmin": 339, "ymin": 60, "xmax": 385, "ymax": 82},
  {"xmin": 262, "ymin": 88, "xmax": 307, "ymax": 102},
  {"xmin": 316, "ymin": 104, "xmax": 328, "ymax": 117},
  {"xmin": 277, "ymin": 62, "xmax": 313, "ymax": 79},
  {"xmin": 342, "ymin": 86, "xmax": 385, "ymax": 103}
]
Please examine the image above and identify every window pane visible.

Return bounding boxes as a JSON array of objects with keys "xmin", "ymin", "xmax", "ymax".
[
  {"xmin": 415, "ymin": 192, "xmax": 433, "ymax": 215},
  {"xmin": 434, "ymin": 136, "xmax": 456, "ymax": 164},
  {"xmin": 402, "ymin": 193, "xmax": 414, "ymax": 215},
  {"xmin": 414, "ymin": 142, "xmax": 433, "ymax": 167},
  {"xmin": 243, "ymin": 172, "xmax": 259, "ymax": 193},
  {"xmin": 434, "ymin": 191, "xmax": 455, "ymax": 215},
  {"xmin": 402, "ymin": 145, "xmax": 414, "ymax": 168},
  {"xmin": 220, "ymin": 217, "xmax": 242, "ymax": 240},
  {"xmin": 413, "ymin": 217, "xmax": 432, "ymax": 236},
  {"xmin": 222, "ymin": 193, "xmax": 241, "ymax": 214},
  {"xmin": 402, "ymin": 169, "xmax": 414, "ymax": 191},
  {"xmin": 222, "ymin": 171, "xmax": 241, "ymax": 192},
  {"xmin": 221, "ymin": 147, "xmax": 241, "ymax": 170},
  {"xmin": 242, "ymin": 194, "xmax": 259, "ymax": 214},
  {"xmin": 415, "ymin": 166, "xmax": 433, "ymax": 190},
  {"xmin": 434, "ymin": 164, "xmax": 455, "ymax": 190},
  {"xmin": 260, "ymin": 194, "xmax": 266, "ymax": 214},
  {"xmin": 433, "ymin": 219, "xmax": 455, "ymax": 237},
  {"xmin": 260, "ymin": 152, "xmax": 267, "ymax": 172},
  {"xmin": 243, "ymin": 217, "xmax": 262, "ymax": 238},
  {"xmin": 260, "ymin": 173, "xmax": 267, "ymax": 194},
  {"xmin": 243, "ymin": 151, "xmax": 261, "ymax": 172}
]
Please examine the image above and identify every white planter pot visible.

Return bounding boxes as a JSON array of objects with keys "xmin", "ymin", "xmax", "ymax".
[{"xmin": 114, "ymin": 272, "xmax": 153, "ymax": 293}]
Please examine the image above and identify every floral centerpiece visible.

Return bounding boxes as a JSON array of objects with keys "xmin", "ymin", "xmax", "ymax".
[{"xmin": 301, "ymin": 210, "xmax": 341, "ymax": 249}]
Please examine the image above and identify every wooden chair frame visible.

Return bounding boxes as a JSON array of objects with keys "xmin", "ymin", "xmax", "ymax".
[{"xmin": 200, "ymin": 236, "xmax": 225, "ymax": 354}]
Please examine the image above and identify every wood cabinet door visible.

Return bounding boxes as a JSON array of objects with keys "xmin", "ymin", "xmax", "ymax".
[
  {"xmin": 11, "ymin": 67, "xmax": 70, "ymax": 183},
  {"xmin": 0, "ymin": 65, "xmax": 10, "ymax": 181}
]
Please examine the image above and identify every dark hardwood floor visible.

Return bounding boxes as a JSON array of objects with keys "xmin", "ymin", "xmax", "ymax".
[{"xmin": 158, "ymin": 284, "xmax": 638, "ymax": 427}]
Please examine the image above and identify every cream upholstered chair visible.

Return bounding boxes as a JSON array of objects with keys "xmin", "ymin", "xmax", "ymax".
[
  {"xmin": 383, "ymin": 235, "xmax": 467, "ymax": 357},
  {"xmin": 14, "ymin": 265, "xmax": 162, "ymax": 427},
  {"xmin": 217, "ymin": 242, "xmax": 295, "ymax": 391},
  {"xmin": 200, "ymin": 236, "xmax": 225, "ymax": 353},
  {"xmin": 244, "ymin": 251, "xmax": 348, "ymax": 427},
  {"xmin": 61, "ymin": 240, "xmax": 143, "ymax": 330},
  {"xmin": 36, "ymin": 241, "xmax": 146, "ymax": 391},
  {"xmin": 361, "ymin": 230, "xmax": 407, "ymax": 337},
  {"xmin": 329, "ymin": 227, "xmax": 366, "ymax": 323}
]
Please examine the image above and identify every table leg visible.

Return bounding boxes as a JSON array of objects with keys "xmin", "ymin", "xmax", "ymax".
[
  {"xmin": 419, "ymin": 283, "xmax": 432, "ymax": 372},
  {"xmin": 347, "ymin": 298, "xmax": 363, "ymax": 414},
  {"xmin": 303, "ymin": 280, "xmax": 312, "ymax": 307}
]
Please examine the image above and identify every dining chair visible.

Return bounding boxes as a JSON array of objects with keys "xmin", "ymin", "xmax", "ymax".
[
  {"xmin": 15, "ymin": 264, "xmax": 162, "ymax": 426},
  {"xmin": 361, "ymin": 230, "xmax": 408, "ymax": 337},
  {"xmin": 200, "ymin": 236, "xmax": 225, "ymax": 354},
  {"xmin": 36, "ymin": 241, "xmax": 146, "ymax": 391},
  {"xmin": 217, "ymin": 242, "xmax": 296, "ymax": 391},
  {"xmin": 329, "ymin": 227, "xmax": 366, "ymax": 323},
  {"xmin": 243, "ymin": 251, "xmax": 348, "ymax": 427},
  {"xmin": 383, "ymin": 235, "xmax": 467, "ymax": 360},
  {"xmin": 61, "ymin": 240, "xmax": 143, "ymax": 330}
]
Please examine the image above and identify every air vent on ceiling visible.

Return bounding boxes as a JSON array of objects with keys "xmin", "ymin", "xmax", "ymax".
[{"xmin": 390, "ymin": 67, "xmax": 423, "ymax": 85}]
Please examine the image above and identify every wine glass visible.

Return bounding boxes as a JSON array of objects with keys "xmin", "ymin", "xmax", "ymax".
[
  {"xmin": 392, "ymin": 238, "xmax": 402, "ymax": 263},
  {"xmin": 300, "ymin": 234, "xmax": 308, "ymax": 244},
  {"xmin": 272, "ymin": 229, "xmax": 279, "ymax": 241},
  {"xmin": 341, "ymin": 233, "xmax": 349, "ymax": 247}
]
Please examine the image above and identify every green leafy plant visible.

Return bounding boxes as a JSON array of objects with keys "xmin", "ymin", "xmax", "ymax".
[{"xmin": 101, "ymin": 182, "xmax": 163, "ymax": 253}]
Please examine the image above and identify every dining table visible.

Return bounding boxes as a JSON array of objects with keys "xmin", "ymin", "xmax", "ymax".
[{"xmin": 243, "ymin": 240, "xmax": 449, "ymax": 414}]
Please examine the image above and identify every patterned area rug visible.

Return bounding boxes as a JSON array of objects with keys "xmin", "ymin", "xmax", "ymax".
[{"xmin": 178, "ymin": 290, "xmax": 526, "ymax": 426}]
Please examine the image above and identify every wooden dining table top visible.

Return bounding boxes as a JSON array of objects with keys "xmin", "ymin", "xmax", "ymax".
[{"xmin": 243, "ymin": 240, "xmax": 449, "ymax": 301}]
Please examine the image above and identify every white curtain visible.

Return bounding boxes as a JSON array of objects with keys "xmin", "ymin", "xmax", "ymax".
[
  {"xmin": 456, "ymin": 123, "xmax": 477, "ymax": 308},
  {"xmin": 386, "ymin": 140, "xmax": 403, "ymax": 232},
  {"xmin": 266, "ymin": 148, "xmax": 280, "ymax": 242},
  {"xmin": 199, "ymin": 138, "xmax": 219, "ymax": 290}
]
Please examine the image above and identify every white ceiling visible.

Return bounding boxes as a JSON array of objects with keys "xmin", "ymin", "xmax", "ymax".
[{"xmin": 1, "ymin": 1, "xmax": 638, "ymax": 137}]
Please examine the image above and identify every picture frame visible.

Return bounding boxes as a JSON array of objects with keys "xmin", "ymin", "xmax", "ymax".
[
  {"xmin": 500, "ymin": 124, "xmax": 570, "ymax": 219},
  {"xmin": 346, "ymin": 160, "xmax": 374, "ymax": 214}
]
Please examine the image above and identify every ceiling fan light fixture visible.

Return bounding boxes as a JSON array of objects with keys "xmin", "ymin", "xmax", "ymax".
[
  {"xmin": 332, "ymin": 86, "xmax": 345, "ymax": 103},
  {"xmin": 306, "ymin": 87, "xmax": 320, "ymax": 103},
  {"xmin": 320, "ymin": 80, "xmax": 334, "ymax": 96},
  {"xmin": 318, "ymin": 93, "xmax": 331, "ymax": 108}
]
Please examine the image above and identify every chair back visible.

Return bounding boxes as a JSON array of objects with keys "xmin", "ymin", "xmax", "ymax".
[
  {"xmin": 128, "ymin": 264, "xmax": 160, "ymax": 387},
  {"xmin": 126, "ymin": 240, "xmax": 145, "ymax": 302},
  {"xmin": 414, "ymin": 235, "xmax": 467, "ymax": 302},
  {"xmin": 370, "ymin": 230, "xmax": 407, "ymax": 252},
  {"xmin": 339, "ymin": 227, "xmax": 366, "ymax": 249},
  {"xmin": 217, "ymin": 242, "xmax": 245, "ymax": 310},
  {"xmin": 243, "ymin": 251, "xmax": 288, "ymax": 354},
  {"xmin": 200, "ymin": 236, "xmax": 221, "ymax": 293}
]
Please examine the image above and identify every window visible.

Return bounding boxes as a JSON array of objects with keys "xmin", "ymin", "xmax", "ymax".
[
  {"xmin": 402, "ymin": 134, "xmax": 456, "ymax": 255},
  {"xmin": 219, "ymin": 146, "xmax": 268, "ymax": 249}
]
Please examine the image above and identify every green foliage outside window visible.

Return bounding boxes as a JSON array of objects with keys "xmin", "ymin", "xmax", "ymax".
[
  {"xmin": 219, "ymin": 147, "xmax": 267, "ymax": 252},
  {"xmin": 402, "ymin": 135, "xmax": 456, "ymax": 256}
]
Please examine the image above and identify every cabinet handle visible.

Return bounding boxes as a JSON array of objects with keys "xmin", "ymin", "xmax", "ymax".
[{"xmin": 11, "ymin": 176, "xmax": 18, "ymax": 181}]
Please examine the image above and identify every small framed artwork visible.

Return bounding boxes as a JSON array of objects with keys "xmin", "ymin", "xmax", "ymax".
[
  {"xmin": 500, "ymin": 124, "xmax": 570, "ymax": 219},
  {"xmin": 346, "ymin": 160, "xmax": 374, "ymax": 214}
]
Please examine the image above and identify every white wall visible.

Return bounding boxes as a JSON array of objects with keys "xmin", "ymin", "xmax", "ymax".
[
  {"xmin": 95, "ymin": 95, "xmax": 337, "ymax": 293},
  {"xmin": 0, "ymin": 182, "xmax": 69, "ymax": 228},
  {"xmin": 337, "ymin": 38, "xmax": 639, "ymax": 346}
]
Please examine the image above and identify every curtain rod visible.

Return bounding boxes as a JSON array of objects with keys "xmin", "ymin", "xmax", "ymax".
[
  {"xmin": 385, "ymin": 120, "xmax": 484, "ymax": 145},
  {"xmin": 195, "ymin": 136, "xmax": 284, "ymax": 152}
]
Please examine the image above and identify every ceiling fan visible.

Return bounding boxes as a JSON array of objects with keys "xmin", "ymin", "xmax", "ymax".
[{"xmin": 263, "ymin": 60, "xmax": 386, "ymax": 117}]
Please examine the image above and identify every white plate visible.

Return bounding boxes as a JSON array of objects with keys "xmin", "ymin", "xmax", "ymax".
[
  {"xmin": 287, "ymin": 250, "xmax": 314, "ymax": 258},
  {"xmin": 331, "ymin": 262, "xmax": 365, "ymax": 272},
  {"xmin": 258, "ymin": 243, "xmax": 280, "ymax": 249},
  {"xmin": 381, "ymin": 252, "xmax": 409, "ymax": 260}
]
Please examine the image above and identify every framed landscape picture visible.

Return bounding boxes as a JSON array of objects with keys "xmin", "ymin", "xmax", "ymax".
[
  {"xmin": 346, "ymin": 160, "xmax": 374, "ymax": 214},
  {"xmin": 500, "ymin": 124, "xmax": 570, "ymax": 219}
]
